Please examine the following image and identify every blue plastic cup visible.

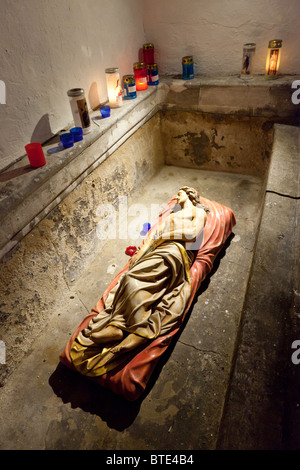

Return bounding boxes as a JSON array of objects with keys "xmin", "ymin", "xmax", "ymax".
[
  {"xmin": 70, "ymin": 127, "xmax": 83, "ymax": 142},
  {"xmin": 100, "ymin": 105, "xmax": 111, "ymax": 118},
  {"xmin": 60, "ymin": 133, "xmax": 74, "ymax": 148}
]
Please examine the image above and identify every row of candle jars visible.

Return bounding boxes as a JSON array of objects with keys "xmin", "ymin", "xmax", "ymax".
[
  {"xmin": 132, "ymin": 44, "xmax": 159, "ymax": 91},
  {"xmin": 180, "ymin": 40, "xmax": 282, "ymax": 82},
  {"xmin": 104, "ymin": 66, "xmax": 143, "ymax": 108},
  {"xmin": 104, "ymin": 66, "xmax": 141, "ymax": 108},
  {"xmin": 67, "ymin": 40, "xmax": 283, "ymax": 129},
  {"xmin": 143, "ymin": 43, "xmax": 159, "ymax": 86},
  {"xmin": 133, "ymin": 62, "xmax": 159, "ymax": 90},
  {"xmin": 104, "ymin": 44, "xmax": 159, "ymax": 108},
  {"xmin": 240, "ymin": 39, "xmax": 282, "ymax": 80}
]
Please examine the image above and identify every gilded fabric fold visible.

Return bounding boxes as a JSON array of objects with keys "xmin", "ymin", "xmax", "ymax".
[{"xmin": 70, "ymin": 240, "xmax": 192, "ymax": 377}]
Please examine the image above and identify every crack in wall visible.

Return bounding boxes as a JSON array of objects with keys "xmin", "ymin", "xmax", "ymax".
[
  {"xmin": 178, "ymin": 339, "xmax": 223, "ymax": 356},
  {"xmin": 266, "ymin": 189, "xmax": 300, "ymax": 200}
]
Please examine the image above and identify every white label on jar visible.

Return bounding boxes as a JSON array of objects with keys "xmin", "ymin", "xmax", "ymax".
[
  {"xmin": 128, "ymin": 85, "xmax": 136, "ymax": 93},
  {"xmin": 151, "ymin": 74, "xmax": 159, "ymax": 82},
  {"xmin": 139, "ymin": 77, "xmax": 147, "ymax": 83}
]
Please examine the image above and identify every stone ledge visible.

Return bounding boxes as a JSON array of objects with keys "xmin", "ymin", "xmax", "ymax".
[
  {"xmin": 218, "ymin": 124, "xmax": 300, "ymax": 449},
  {"xmin": 162, "ymin": 75, "xmax": 300, "ymax": 117},
  {"xmin": 0, "ymin": 86, "xmax": 163, "ymax": 259},
  {"xmin": 0, "ymin": 75, "xmax": 299, "ymax": 260},
  {"xmin": 266, "ymin": 123, "xmax": 300, "ymax": 197}
]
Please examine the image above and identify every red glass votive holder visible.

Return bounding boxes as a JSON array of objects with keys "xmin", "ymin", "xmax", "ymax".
[
  {"xmin": 133, "ymin": 62, "xmax": 148, "ymax": 91},
  {"xmin": 143, "ymin": 43, "xmax": 154, "ymax": 65},
  {"xmin": 25, "ymin": 143, "xmax": 46, "ymax": 167}
]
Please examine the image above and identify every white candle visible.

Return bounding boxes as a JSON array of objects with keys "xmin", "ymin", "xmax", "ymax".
[
  {"xmin": 265, "ymin": 40, "xmax": 282, "ymax": 79},
  {"xmin": 105, "ymin": 68, "xmax": 123, "ymax": 108}
]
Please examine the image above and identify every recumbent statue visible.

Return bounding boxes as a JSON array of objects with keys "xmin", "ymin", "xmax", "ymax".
[{"xmin": 69, "ymin": 186, "xmax": 210, "ymax": 377}]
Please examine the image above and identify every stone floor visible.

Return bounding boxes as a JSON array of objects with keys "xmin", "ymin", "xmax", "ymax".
[{"xmin": 0, "ymin": 165, "xmax": 275, "ymax": 450}]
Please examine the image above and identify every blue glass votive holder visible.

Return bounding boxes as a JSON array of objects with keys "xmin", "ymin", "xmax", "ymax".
[
  {"xmin": 70, "ymin": 127, "xmax": 83, "ymax": 142},
  {"xmin": 60, "ymin": 133, "xmax": 74, "ymax": 148},
  {"xmin": 147, "ymin": 64, "xmax": 159, "ymax": 86},
  {"xmin": 140, "ymin": 222, "xmax": 151, "ymax": 236},
  {"xmin": 182, "ymin": 56, "xmax": 194, "ymax": 80},
  {"xmin": 100, "ymin": 105, "xmax": 111, "ymax": 118}
]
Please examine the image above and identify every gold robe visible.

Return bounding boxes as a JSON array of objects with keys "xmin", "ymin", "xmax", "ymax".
[{"xmin": 70, "ymin": 240, "xmax": 192, "ymax": 377}]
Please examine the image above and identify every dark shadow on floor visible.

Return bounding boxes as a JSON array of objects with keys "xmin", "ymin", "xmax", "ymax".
[
  {"xmin": 49, "ymin": 362, "xmax": 143, "ymax": 431},
  {"xmin": 49, "ymin": 233, "xmax": 234, "ymax": 430}
]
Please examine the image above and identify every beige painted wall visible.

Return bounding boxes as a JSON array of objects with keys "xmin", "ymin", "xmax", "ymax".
[{"xmin": 161, "ymin": 111, "xmax": 274, "ymax": 176}]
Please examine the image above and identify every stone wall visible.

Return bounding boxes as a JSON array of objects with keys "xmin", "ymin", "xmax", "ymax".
[
  {"xmin": 161, "ymin": 110, "xmax": 274, "ymax": 176},
  {"xmin": 0, "ymin": 113, "xmax": 163, "ymax": 385}
]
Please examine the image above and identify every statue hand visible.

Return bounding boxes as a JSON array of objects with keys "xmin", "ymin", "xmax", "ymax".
[{"xmin": 129, "ymin": 252, "xmax": 139, "ymax": 266}]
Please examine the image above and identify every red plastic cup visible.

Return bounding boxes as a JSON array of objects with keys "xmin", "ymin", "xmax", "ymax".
[{"xmin": 25, "ymin": 143, "xmax": 46, "ymax": 167}]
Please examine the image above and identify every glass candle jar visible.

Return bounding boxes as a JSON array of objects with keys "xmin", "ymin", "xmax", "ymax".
[
  {"xmin": 182, "ymin": 56, "xmax": 194, "ymax": 80},
  {"xmin": 147, "ymin": 64, "xmax": 159, "ymax": 86},
  {"xmin": 122, "ymin": 75, "xmax": 137, "ymax": 100},
  {"xmin": 133, "ymin": 62, "xmax": 148, "ymax": 91},
  {"xmin": 67, "ymin": 88, "xmax": 91, "ymax": 134},
  {"xmin": 240, "ymin": 43, "xmax": 256, "ymax": 79},
  {"xmin": 105, "ymin": 67, "xmax": 123, "ymax": 107},
  {"xmin": 143, "ymin": 43, "xmax": 154, "ymax": 65},
  {"xmin": 265, "ymin": 40, "xmax": 282, "ymax": 79}
]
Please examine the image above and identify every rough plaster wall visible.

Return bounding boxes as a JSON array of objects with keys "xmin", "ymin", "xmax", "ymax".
[
  {"xmin": 0, "ymin": 114, "xmax": 164, "ymax": 386},
  {"xmin": 143, "ymin": 0, "xmax": 300, "ymax": 76},
  {"xmin": 161, "ymin": 110, "xmax": 274, "ymax": 176},
  {"xmin": 0, "ymin": 0, "xmax": 145, "ymax": 171}
]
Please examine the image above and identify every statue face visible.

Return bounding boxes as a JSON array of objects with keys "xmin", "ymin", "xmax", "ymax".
[{"xmin": 176, "ymin": 189, "xmax": 189, "ymax": 206}]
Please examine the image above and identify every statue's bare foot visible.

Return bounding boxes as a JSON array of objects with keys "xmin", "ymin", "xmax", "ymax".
[
  {"xmin": 91, "ymin": 325, "xmax": 124, "ymax": 344},
  {"xmin": 110, "ymin": 333, "xmax": 147, "ymax": 354}
]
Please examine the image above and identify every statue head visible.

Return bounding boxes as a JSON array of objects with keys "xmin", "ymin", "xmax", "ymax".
[
  {"xmin": 179, "ymin": 186, "xmax": 201, "ymax": 206},
  {"xmin": 179, "ymin": 186, "xmax": 210, "ymax": 212}
]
